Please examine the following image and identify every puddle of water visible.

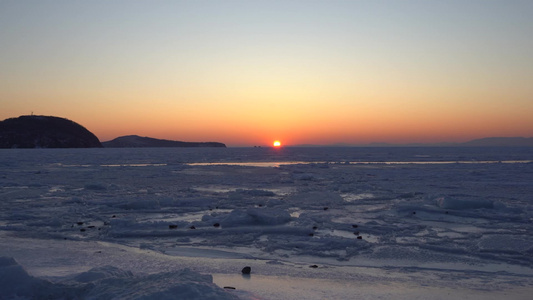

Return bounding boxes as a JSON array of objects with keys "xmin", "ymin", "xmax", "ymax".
[
  {"xmin": 136, "ymin": 210, "xmax": 233, "ymax": 223},
  {"xmin": 211, "ymin": 272, "xmax": 524, "ymax": 300},
  {"xmin": 193, "ymin": 186, "xmax": 292, "ymax": 197},
  {"xmin": 194, "ymin": 186, "xmax": 236, "ymax": 194}
]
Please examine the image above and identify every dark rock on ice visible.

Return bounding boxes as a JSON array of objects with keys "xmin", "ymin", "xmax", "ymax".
[
  {"xmin": 357, "ymin": 236, "xmax": 363, "ymax": 240},
  {"xmin": 0, "ymin": 115, "xmax": 102, "ymax": 148},
  {"xmin": 241, "ymin": 266, "xmax": 251, "ymax": 274},
  {"xmin": 169, "ymin": 225, "xmax": 178, "ymax": 229},
  {"xmin": 213, "ymin": 223, "xmax": 220, "ymax": 228},
  {"xmin": 309, "ymin": 265, "xmax": 318, "ymax": 268}
]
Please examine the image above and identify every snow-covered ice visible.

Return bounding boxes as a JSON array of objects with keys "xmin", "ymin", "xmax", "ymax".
[{"xmin": 1, "ymin": 147, "xmax": 532, "ymax": 299}]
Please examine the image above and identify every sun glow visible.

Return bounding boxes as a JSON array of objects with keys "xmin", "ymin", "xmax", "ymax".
[{"xmin": 273, "ymin": 140, "xmax": 281, "ymax": 147}]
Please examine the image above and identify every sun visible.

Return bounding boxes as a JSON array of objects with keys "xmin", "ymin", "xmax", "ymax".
[{"xmin": 273, "ymin": 140, "xmax": 281, "ymax": 147}]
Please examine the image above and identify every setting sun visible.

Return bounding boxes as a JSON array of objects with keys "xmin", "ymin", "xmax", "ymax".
[{"xmin": 273, "ymin": 141, "xmax": 281, "ymax": 147}]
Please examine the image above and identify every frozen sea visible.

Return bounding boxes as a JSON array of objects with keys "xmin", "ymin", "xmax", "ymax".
[{"xmin": 1, "ymin": 147, "xmax": 532, "ymax": 299}]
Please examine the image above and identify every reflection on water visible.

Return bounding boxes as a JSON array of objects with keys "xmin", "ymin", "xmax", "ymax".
[
  {"xmin": 101, "ymin": 163, "xmax": 168, "ymax": 167},
  {"xmin": 188, "ymin": 162, "xmax": 313, "ymax": 168},
  {"xmin": 188, "ymin": 160, "xmax": 532, "ymax": 167}
]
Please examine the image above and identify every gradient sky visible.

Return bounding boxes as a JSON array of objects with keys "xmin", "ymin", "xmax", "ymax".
[{"xmin": 1, "ymin": 0, "xmax": 532, "ymax": 146}]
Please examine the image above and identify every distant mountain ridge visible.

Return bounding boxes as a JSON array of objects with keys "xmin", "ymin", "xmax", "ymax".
[
  {"xmin": 103, "ymin": 135, "xmax": 226, "ymax": 148},
  {"xmin": 0, "ymin": 115, "xmax": 102, "ymax": 148},
  {"xmin": 292, "ymin": 137, "xmax": 533, "ymax": 148},
  {"xmin": 460, "ymin": 137, "xmax": 533, "ymax": 147}
]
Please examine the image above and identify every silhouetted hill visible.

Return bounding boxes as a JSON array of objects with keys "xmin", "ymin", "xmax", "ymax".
[
  {"xmin": 102, "ymin": 135, "xmax": 226, "ymax": 148},
  {"xmin": 0, "ymin": 115, "xmax": 102, "ymax": 148}
]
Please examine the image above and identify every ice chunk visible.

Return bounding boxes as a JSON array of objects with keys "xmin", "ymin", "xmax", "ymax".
[
  {"xmin": 161, "ymin": 197, "xmax": 216, "ymax": 208},
  {"xmin": 236, "ymin": 189, "xmax": 275, "ymax": 197},
  {"xmin": 84, "ymin": 182, "xmax": 107, "ymax": 190},
  {"xmin": 0, "ymin": 257, "xmax": 238, "ymax": 300},
  {"xmin": 220, "ymin": 208, "xmax": 292, "ymax": 227},
  {"xmin": 435, "ymin": 196, "xmax": 493, "ymax": 210},
  {"xmin": 285, "ymin": 191, "xmax": 344, "ymax": 207},
  {"xmin": 115, "ymin": 198, "xmax": 161, "ymax": 210},
  {"xmin": 0, "ymin": 257, "xmax": 58, "ymax": 298},
  {"xmin": 73, "ymin": 265, "xmax": 133, "ymax": 283},
  {"xmin": 477, "ymin": 235, "xmax": 533, "ymax": 253},
  {"xmin": 293, "ymin": 173, "xmax": 315, "ymax": 180}
]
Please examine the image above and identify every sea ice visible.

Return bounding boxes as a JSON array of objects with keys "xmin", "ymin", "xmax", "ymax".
[{"xmin": 0, "ymin": 147, "xmax": 532, "ymax": 299}]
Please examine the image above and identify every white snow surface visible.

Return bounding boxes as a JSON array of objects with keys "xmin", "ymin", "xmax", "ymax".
[{"xmin": 1, "ymin": 147, "xmax": 532, "ymax": 299}]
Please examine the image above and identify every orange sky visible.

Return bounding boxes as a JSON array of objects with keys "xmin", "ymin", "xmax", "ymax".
[{"xmin": 1, "ymin": 1, "xmax": 532, "ymax": 146}]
